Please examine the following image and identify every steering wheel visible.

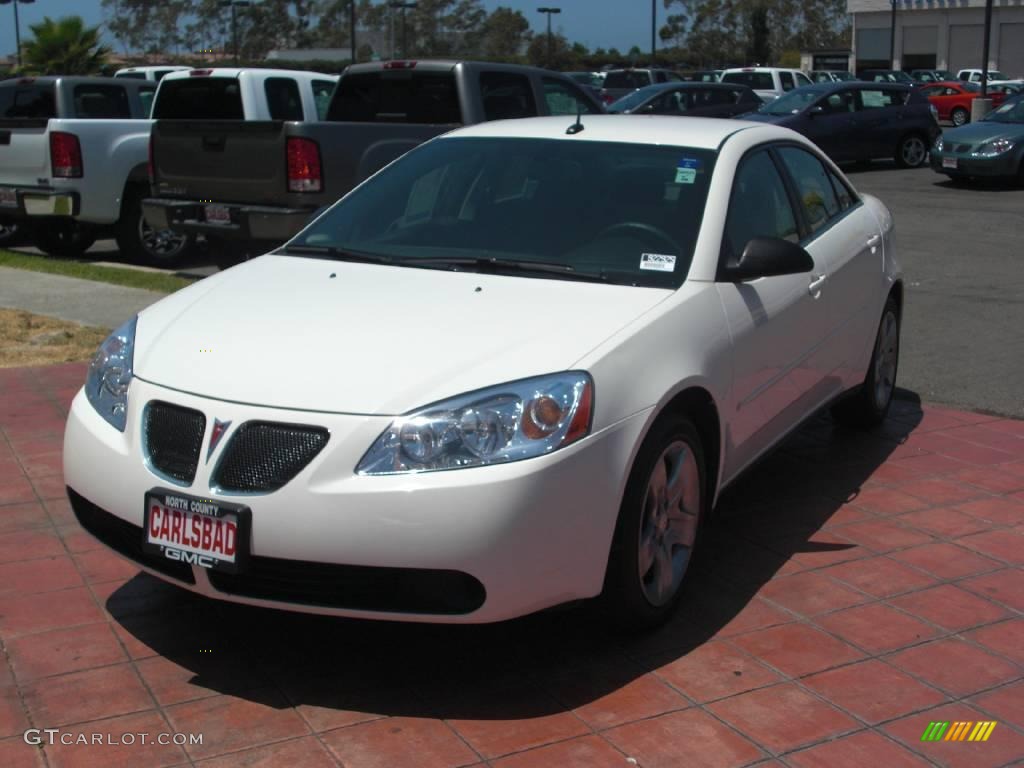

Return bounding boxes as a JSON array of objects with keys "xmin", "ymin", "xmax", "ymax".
[{"xmin": 593, "ymin": 221, "xmax": 680, "ymax": 253}]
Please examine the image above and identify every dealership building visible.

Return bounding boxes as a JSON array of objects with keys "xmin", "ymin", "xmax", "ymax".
[{"xmin": 846, "ymin": 0, "xmax": 1024, "ymax": 77}]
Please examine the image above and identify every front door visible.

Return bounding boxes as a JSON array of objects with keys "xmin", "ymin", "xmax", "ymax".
[{"xmin": 717, "ymin": 148, "xmax": 833, "ymax": 477}]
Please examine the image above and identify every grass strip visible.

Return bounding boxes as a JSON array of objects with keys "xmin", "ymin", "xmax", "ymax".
[{"xmin": 0, "ymin": 250, "xmax": 194, "ymax": 294}]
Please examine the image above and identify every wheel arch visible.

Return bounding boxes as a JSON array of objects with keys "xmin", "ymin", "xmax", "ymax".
[{"xmin": 119, "ymin": 164, "xmax": 149, "ymax": 217}]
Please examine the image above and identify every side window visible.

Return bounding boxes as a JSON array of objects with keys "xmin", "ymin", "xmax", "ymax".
[
  {"xmin": 541, "ymin": 77, "xmax": 598, "ymax": 116},
  {"xmin": 154, "ymin": 70, "xmax": 173, "ymax": 81},
  {"xmin": 827, "ymin": 168, "xmax": 855, "ymax": 211},
  {"xmin": 264, "ymin": 77, "xmax": 303, "ymax": 121},
  {"xmin": 858, "ymin": 88, "xmax": 896, "ymax": 109},
  {"xmin": 919, "ymin": 86, "xmax": 940, "ymax": 97},
  {"xmin": 72, "ymin": 85, "xmax": 132, "ymax": 118},
  {"xmin": 312, "ymin": 79, "xmax": 336, "ymax": 120},
  {"xmin": 777, "ymin": 146, "xmax": 840, "ymax": 235},
  {"xmin": 480, "ymin": 72, "xmax": 537, "ymax": 121},
  {"xmin": 667, "ymin": 72, "xmax": 684, "ymax": 81},
  {"xmin": 704, "ymin": 88, "xmax": 735, "ymax": 106},
  {"xmin": 820, "ymin": 90, "xmax": 854, "ymax": 114},
  {"xmin": 138, "ymin": 86, "xmax": 156, "ymax": 117},
  {"xmin": 780, "ymin": 71, "xmax": 795, "ymax": 91},
  {"xmin": 723, "ymin": 150, "xmax": 799, "ymax": 265},
  {"xmin": 795, "ymin": 72, "xmax": 812, "ymax": 87}
]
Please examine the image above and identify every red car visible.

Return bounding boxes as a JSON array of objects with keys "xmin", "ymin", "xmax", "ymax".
[{"xmin": 919, "ymin": 81, "xmax": 1006, "ymax": 126}]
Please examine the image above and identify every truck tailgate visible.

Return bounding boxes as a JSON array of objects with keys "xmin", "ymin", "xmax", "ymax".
[
  {"xmin": 0, "ymin": 119, "xmax": 52, "ymax": 187},
  {"xmin": 151, "ymin": 120, "xmax": 288, "ymax": 205}
]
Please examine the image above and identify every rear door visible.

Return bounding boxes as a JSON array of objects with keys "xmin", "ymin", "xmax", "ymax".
[
  {"xmin": 0, "ymin": 81, "xmax": 58, "ymax": 189},
  {"xmin": 854, "ymin": 87, "xmax": 904, "ymax": 158},
  {"xmin": 150, "ymin": 75, "xmax": 288, "ymax": 204}
]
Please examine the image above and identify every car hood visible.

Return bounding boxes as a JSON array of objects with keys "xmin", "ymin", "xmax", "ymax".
[
  {"xmin": 942, "ymin": 120, "xmax": 1024, "ymax": 143},
  {"xmin": 133, "ymin": 255, "xmax": 672, "ymax": 415}
]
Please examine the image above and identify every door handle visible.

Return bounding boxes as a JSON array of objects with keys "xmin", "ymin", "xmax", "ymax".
[
  {"xmin": 866, "ymin": 233, "xmax": 881, "ymax": 252},
  {"xmin": 808, "ymin": 274, "xmax": 827, "ymax": 297}
]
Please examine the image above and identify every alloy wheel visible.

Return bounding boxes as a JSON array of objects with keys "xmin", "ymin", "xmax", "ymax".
[
  {"xmin": 873, "ymin": 309, "xmax": 899, "ymax": 410},
  {"xmin": 637, "ymin": 440, "xmax": 700, "ymax": 607},
  {"xmin": 952, "ymin": 109, "xmax": 968, "ymax": 127},
  {"xmin": 138, "ymin": 214, "xmax": 189, "ymax": 260},
  {"xmin": 901, "ymin": 136, "xmax": 926, "ymax": 167}
]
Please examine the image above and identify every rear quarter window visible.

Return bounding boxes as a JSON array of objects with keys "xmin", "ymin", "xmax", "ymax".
[
  {"xmin": 264, "ymin": 77, "xmax": 303, "ymax": 121},
  {"xmin": 0, "ymin": 84, "xmax": 57, "ymax": 119},
  {"xmin": 72, "ymin": 84, "xmax": 132, "ymax": 118},
  {"xmin": 328, "ymin": 71, "xmax": 460, "ymax": 123},
  {"xmin": 480, "ymin": 72, "xmax": 537, "ymax": 121},
  {"xmin": 722, "ymin": 72, "xmax": 775, "ymax": 90},
  {"xmin": 152, "ymin": 77, "xmax": 245, "ymax": 119}
]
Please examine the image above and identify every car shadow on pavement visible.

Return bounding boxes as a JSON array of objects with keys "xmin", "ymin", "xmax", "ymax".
[{"xmin": 110, "ymin": 390, "xmax": 925, "ymax": 721}]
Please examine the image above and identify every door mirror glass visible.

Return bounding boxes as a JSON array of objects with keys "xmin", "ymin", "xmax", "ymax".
[{"xmin": 727, "ymin": 237, "xmax": 814, "ymax": 281}]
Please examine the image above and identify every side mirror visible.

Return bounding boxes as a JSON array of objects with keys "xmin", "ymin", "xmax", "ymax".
[{"xmin": 726, "ymin": 237, "xmax": 814, "ymax": 281}]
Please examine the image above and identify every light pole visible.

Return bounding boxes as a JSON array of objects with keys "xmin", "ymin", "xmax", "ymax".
[
  {"xmin": 0, "ymin": 0, "xmax": 36, "ymax": 69},
  {"xmin": 537, "ymin": 7, "xmax": 561, "ymax": 69},
  {"xmin": 388, "ymin": 2, "xmax": 417, "ymax": 59},
  {"xmin": 651, "ymin": 0, "xmax": 656, "ymax": 66},
  {"xmin": 349, "ymin": 0, "xmax": 356, "ymax": 64},
  {"xmin": 218, "ymin": 0, "xmax": 252, "ymax": 67},
  {"xmin": 889, "ymin": 0, "xmax": 896, "ymax": 71}
]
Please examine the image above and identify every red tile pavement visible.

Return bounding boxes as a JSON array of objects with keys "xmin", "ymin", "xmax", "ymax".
[{"xmin": 0, "ymin": 361, "xmax": 1018, "ymax": 767}]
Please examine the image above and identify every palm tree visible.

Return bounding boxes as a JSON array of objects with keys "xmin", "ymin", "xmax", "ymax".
[{"xmin": 21, "ymin": 16, "xmax": 111, "ymax": 75}]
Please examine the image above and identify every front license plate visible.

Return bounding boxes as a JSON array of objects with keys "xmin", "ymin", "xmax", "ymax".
[
  {"xmin": 204, "ymin": 204, "xmax": 231, "ymax": 225},
  {"xmin": 143, "ymin": 488, "xmax": 250, "ymax": 573},
  {"xmin": 0, "ymin": 188, "xmax": 16, "ymax": 207},
  {"xmin": 942, "ymin": 157, "xmax": 958, "ymax": 169}
]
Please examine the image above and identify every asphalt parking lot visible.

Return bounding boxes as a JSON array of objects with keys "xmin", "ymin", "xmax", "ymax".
[{"xmin": 845, "ymin": 164, "xmax": 1024, "ymax": 418}]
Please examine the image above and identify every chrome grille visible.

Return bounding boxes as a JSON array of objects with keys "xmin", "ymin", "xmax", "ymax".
[{"xmin": 212, "ymin": 422, "xmax": 328, "ymax": 493}]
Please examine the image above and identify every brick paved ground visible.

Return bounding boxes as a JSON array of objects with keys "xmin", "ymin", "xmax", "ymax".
[{"xmin": 0, "ymin": 362, "xmax": 1021, "ymax": 768}]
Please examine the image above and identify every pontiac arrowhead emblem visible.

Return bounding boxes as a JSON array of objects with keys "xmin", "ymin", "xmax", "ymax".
[{"xmin": 207, "ymin": 419, "xmax": 231, "ymax": 463}]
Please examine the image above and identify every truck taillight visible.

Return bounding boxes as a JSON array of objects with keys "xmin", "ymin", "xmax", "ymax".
[
  {"xmin": 286, "ymin": 137, "xmax": 322, "ymax": 193},
  {"xmin": 50, "ymin": 132, "xmax": 83, "ymax": 178}
]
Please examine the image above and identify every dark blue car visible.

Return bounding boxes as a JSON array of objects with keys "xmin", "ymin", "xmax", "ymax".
[{"xmin": 740, "ymin": 82, "xmax": 941, "ymax": 168}]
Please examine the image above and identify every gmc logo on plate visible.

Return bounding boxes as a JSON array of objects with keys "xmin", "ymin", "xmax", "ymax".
[{"xmin": 163, "ymin": 549, "xmax": 217, "ymax": 568}]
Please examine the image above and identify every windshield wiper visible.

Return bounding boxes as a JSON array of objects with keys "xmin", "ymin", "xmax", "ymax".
[
  {"xmin": 401, "ymin": 255, "xmax": 609, "ymax": 282},
  {"xmin": 277, "ymin": 244, "xmax": 394, "ymax": 264}
]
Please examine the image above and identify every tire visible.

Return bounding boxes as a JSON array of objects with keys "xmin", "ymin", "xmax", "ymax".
[
  {"xmin": 32, "ymin": 221, "xmax": 96, "ymax": 258},
  {"xmin": 951, "ymin": 107, "xmax": 969, "ymax": 127},
  {"xmin": 116, "ymin": 186, "xmax": 193, "ymax": 266},
  {"xmin": 832, "ymin": 295, "xmax": 901, "ymax": 428},
  {"xmin": 895, "ymin": 134, "xmax": 928, "ymax": 168},
  {"xmin": 601, "ymin": 417, "xmax": 706, "ymax": 630},
  {"xmin": 0, "ymin": 221, "xmax": 19, "ymax": 247}
]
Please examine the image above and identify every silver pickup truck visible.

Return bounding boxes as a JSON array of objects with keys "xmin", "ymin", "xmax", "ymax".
[
  {"xmin": 0, "ymin": 76, "xmax": 185, "ymax": 261},
  {"xmin": 143, "ymin": 60, "xmax": 603, "ymax": 265}
]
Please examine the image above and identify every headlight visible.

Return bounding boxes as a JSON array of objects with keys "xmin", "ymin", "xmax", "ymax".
[
  {"xmin": 356, "ymin": 372, "xmax": 594, "ymax": 475},
  {"xmin": 85, "ymin": 316, "xmax": 137, "ymax": 432},
  {"xmin": 974, "ymin": 138, "xmax": 1015, "ymax": 157},
  {"xmin": 933, "ymin": 137, "xmax": 944, "ymax": 152}
]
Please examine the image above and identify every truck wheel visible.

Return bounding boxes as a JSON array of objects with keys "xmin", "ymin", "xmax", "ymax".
[
  {"xmin": 32, "ymin": 221, "xmax": 97, "ymax": 258},
  {"xmin": 117, "ymin": 187, "xmax": 193, "ymax": 266},
  {"xmin": 0, "ymin": 221, "xmax": 19, "ymax": 247}
]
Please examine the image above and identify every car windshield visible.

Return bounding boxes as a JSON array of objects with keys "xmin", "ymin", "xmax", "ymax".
[
  {"xmin": 287, "ymin": 137, "xmax": 716, "ymax": 289},
  {"xmin": 935, "ymin": 71, "xmax": 955, "ymax": 80},
  {"xmin": 607, "ymin": 85, "xmax": 662, "ymax": 112},
  {"xmin": 983, "ymin": 97, "xmax": 1024, "ymax": 123},
  {"xmin": 761, "ymin": 88, "xmax": 821, "ymax": 115}
]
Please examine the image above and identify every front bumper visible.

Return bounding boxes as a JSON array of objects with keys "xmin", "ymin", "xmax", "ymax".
[
  {"xmin": 63, "ymin": 377, "xmax": 648, "ymax": 623},
  {"xmin": 929, "ymin": 151, "xmax": 1019, "ymax": 177},
  {"xmin": 0, "ymin": 184, "xmax": 80, "ymax": 219},
  {"xmin": 142, "ymin": 198, "xmax": 314, "ymax": 243}
]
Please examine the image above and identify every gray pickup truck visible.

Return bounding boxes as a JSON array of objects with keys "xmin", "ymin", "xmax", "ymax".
[{"xmin": 142, "ymin": 60, "xmax": 602, "ymax": 263}]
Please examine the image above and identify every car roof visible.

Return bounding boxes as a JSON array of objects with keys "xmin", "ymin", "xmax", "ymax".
[
  {"xmin": 442, "ymin": 114, "xmax": 772, "ymax": 149},
  {"xmin": 633, "ymin": 81, "xmax": 746, "ymax": 94}
]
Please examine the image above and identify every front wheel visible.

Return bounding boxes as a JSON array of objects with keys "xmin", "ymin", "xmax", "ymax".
[
  {"xmin": 896, "ymin": 134, "xmax": 928, "ymax": 168},
  {"xmin": 601, "ymin": 418, "xmax": 706, "ymax": 629},
  {"xmin": 951, "ymin": 107, "xmax": 969, "ymax": 127},
  {"xmin": 832, "ymin": 295, "xmax": 901, "ymax": 428}
]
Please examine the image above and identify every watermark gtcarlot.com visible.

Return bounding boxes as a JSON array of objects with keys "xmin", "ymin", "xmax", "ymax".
[{"xmin": 24, "ymin": 729, "xmax": 203, "ymax": 747}]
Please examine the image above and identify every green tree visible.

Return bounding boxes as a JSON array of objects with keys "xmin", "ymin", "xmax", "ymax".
[
  {"xmin": 526, "ymin": 31, "xmax": 573, "ymax": 69},
  {"xmin": 479, "ymin": 6, "xmax": 531, "ymax": 59},
  {"xmin": 745, "ymin": 3, "xmax": 770, "ymax": 65},
  {"xmin": 22, "ymin": 16, "xmax": 112, "ymax": 75}
]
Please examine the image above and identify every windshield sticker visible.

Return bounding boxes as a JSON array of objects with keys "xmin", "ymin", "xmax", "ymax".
[
  {"xmin": 675, "ymin": 158, "xmax": 701, "ymax": 185},
  {"xmin": 640, "ymin": 253, "xmax": 677, "ymax": 272}
]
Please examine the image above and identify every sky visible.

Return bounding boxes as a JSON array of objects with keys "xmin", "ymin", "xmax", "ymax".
[{"xmin": 1, "ymin": 1, "xmax": 665, "ymax": 59}]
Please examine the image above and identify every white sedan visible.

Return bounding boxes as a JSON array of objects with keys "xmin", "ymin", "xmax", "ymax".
[{"xmin": 64, "ymin": 116, "xmax": 901, "ymax": 626}]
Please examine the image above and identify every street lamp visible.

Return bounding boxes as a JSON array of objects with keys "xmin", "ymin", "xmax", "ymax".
[
  {"xmin": 651, "ymin": 0, "xmax": 656, "ymax": 66},
  {"xmin": 889, "ymin": 0, "xmax": 896, "ymax": 71},
  {"xmin": 218, "ymin": 0, "xmax": 252, "ymax": 67},
  {"xmin": 537, "ymin": 7, "xmax": 561, "ymax": 69},
  {"xmin": 0, "ymin": 0, "xmax": 36, "ymax": 69},
  {"xmin": 388, "ymin": 2, "xmax": 417, "ymax": 59}
]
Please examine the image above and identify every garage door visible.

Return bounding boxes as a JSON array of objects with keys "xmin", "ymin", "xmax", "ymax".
[
  {"xmin": 948, "ymin": 25, "xmax": 983, "ymax": 74},
  {"xmin": 1000, "ymin": 24, "xmax": 1024, "ymax": 79}
]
